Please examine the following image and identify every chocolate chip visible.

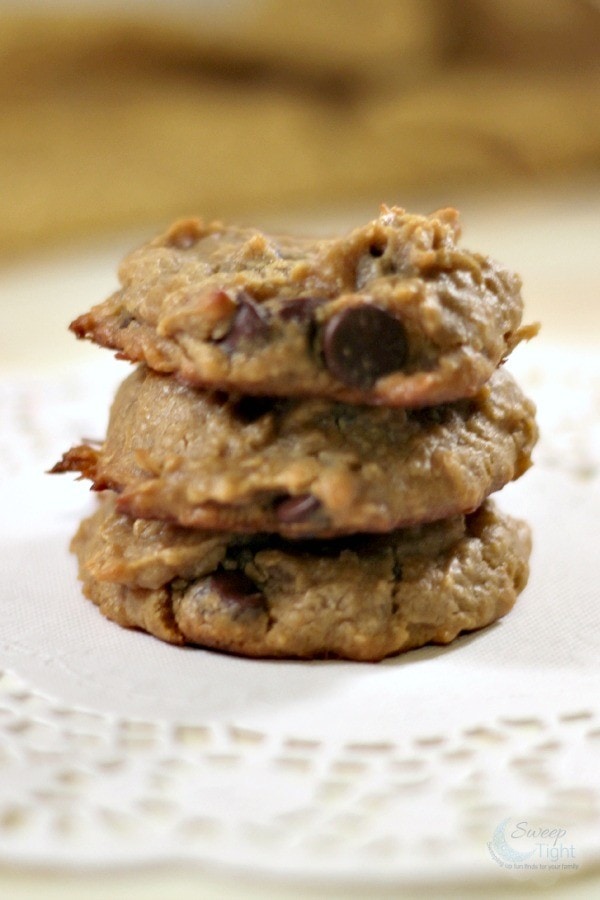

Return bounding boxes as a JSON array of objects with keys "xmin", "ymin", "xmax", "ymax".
[
  {"xmin": 275, "ymin": 493, "xmax": 322, "ymax": 524},
  {"xmin": 322, "ymin": 305, "xmax": 408, "ymax": 389},
  {"xmin": 218, "ymin": 292, "xmax": 270, "ymax": 352},
  {"xmin": 278, "ymin": 296, "xmax": 326, "ymax": 323},
  {"xmin": 368, "ymin": 243, "xmax": 385, "ymax": 258},
  {"xmin": 210, "ymin": 570, "xmax": 265, "ymax": 610}
]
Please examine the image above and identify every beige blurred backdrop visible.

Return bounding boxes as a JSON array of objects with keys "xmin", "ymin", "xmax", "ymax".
[{"xmin": 1, "ymin": 0, "xmax": 599, "ymax": 257}]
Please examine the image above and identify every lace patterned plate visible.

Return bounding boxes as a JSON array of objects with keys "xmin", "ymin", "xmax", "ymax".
[{"xmin": 0, "ymin": 343, "xmax": 599, "ymax": 887}]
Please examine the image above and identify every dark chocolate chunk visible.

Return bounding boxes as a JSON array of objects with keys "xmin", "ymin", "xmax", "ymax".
[
  {"xmin": 322, "ymin": 305, "xmax": 408, "ymax": 389},
  {"xmin": 219, "ymin": 292, "xmax": 270, "ymax": 351},
  {"xmin": 275, "ymin": 493, "xmax": 322, "ymax": 524},
  {"xmin": 210, "ymin": 570, "xmax": 265, "ymax": 610},
  {"xmin": 278, "ymin": 296, "xmax": 326, "ymax": 323}
]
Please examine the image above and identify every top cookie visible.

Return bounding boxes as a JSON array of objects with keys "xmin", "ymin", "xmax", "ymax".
[{"xmin": 71, "ymin": 207, "xmax": 531, "ymax": 406}]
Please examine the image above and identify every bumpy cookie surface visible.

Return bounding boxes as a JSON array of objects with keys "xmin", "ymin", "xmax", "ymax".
[
  {"xmin": 53, "ymin": 365, "xmax": 537, "ymax": 537},
  {"xmin": 71, "ymin": 207, "xmax": 532, "ymax": 406},
  {"xmin": 72, "ymin": 497, "xmax": 531, "ymax": 661}
]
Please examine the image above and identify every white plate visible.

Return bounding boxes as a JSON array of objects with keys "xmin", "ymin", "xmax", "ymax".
[{"xmin": 0, "ymin": 343, "xmax": 599, "ymax": 889}]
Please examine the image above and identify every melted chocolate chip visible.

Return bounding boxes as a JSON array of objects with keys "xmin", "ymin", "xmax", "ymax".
[
  {"xmin": 275, "ymin": 493, "xmax": 322, "ymax": 524},
  {"xmin": 368, "ymin": 242, "xmax": 385, "ymax": 258},
  {"xmin": 322, "ymin": 305, "xmax": 408, "ymax": 389},
  {"xmin": 210, "ymin": 569, "xmax": 265, "ymax": 610},
  {"xmin": 218, "ymin": 292, "xmax": 270, "ymax": 352},
  {"xmin": 278, "ymin": 296, "xmax": 326, "ymax": 323}
]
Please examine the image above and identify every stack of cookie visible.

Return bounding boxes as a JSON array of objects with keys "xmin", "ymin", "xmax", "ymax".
[{"xmin": 52, "ymin": 207, "xmax": 538, "ymax": 661}]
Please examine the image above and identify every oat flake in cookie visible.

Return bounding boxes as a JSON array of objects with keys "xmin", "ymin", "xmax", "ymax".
[
  {"xmin": 72, "ymin": 497, "xmax": 531, "ymax": 662},
  {"xmin": 53, "ymin": 366, "xmax": 537, "ymax": 537},
  {"xmin": 70, "ymin": 207, "xmax": 534, "ymax": 406}
]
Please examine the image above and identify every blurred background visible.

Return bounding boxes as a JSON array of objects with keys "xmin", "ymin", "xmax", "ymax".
[
  {"xmin": 0, "ymin": 0, "xmax": 599, "ymax": 367},
  {"xmin": 1, "ymin": 0, "xmax": 599, "ymax": 252}
]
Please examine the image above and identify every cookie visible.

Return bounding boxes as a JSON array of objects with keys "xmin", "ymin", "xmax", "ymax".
[
  {"xmin": 72, "ymin": 497, "xmax": 531, "ymax": 661},
  {"xmin": 52, "ymin": 365, "xmax": 537, "ymax": 537},
  {"xmin": 70, "ymin": 207, "xmax": 533, "ymax": 407}
]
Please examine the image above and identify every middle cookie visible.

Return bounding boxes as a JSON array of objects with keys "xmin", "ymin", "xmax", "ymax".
[{"xmin": 55, "ymin": 365, "xmax": 537, "ymax": 537}]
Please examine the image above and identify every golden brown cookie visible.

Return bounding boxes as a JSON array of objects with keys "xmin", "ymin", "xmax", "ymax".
[
  {"xmin": 71, "ymin": 207, "xmax": 532, "ymax": 407},
  {"xmin": 52, "ymin": 365, "xmax": 537, "ymax": 538},
  {"xmin": 72, "ymin": 496, "xmax": 531, "ymax": 661}
]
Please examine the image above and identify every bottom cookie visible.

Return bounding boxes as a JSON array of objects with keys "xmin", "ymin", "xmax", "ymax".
[{"xmin": 71, "ymin": 498, "xmax": 530, "ymax": 661}]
